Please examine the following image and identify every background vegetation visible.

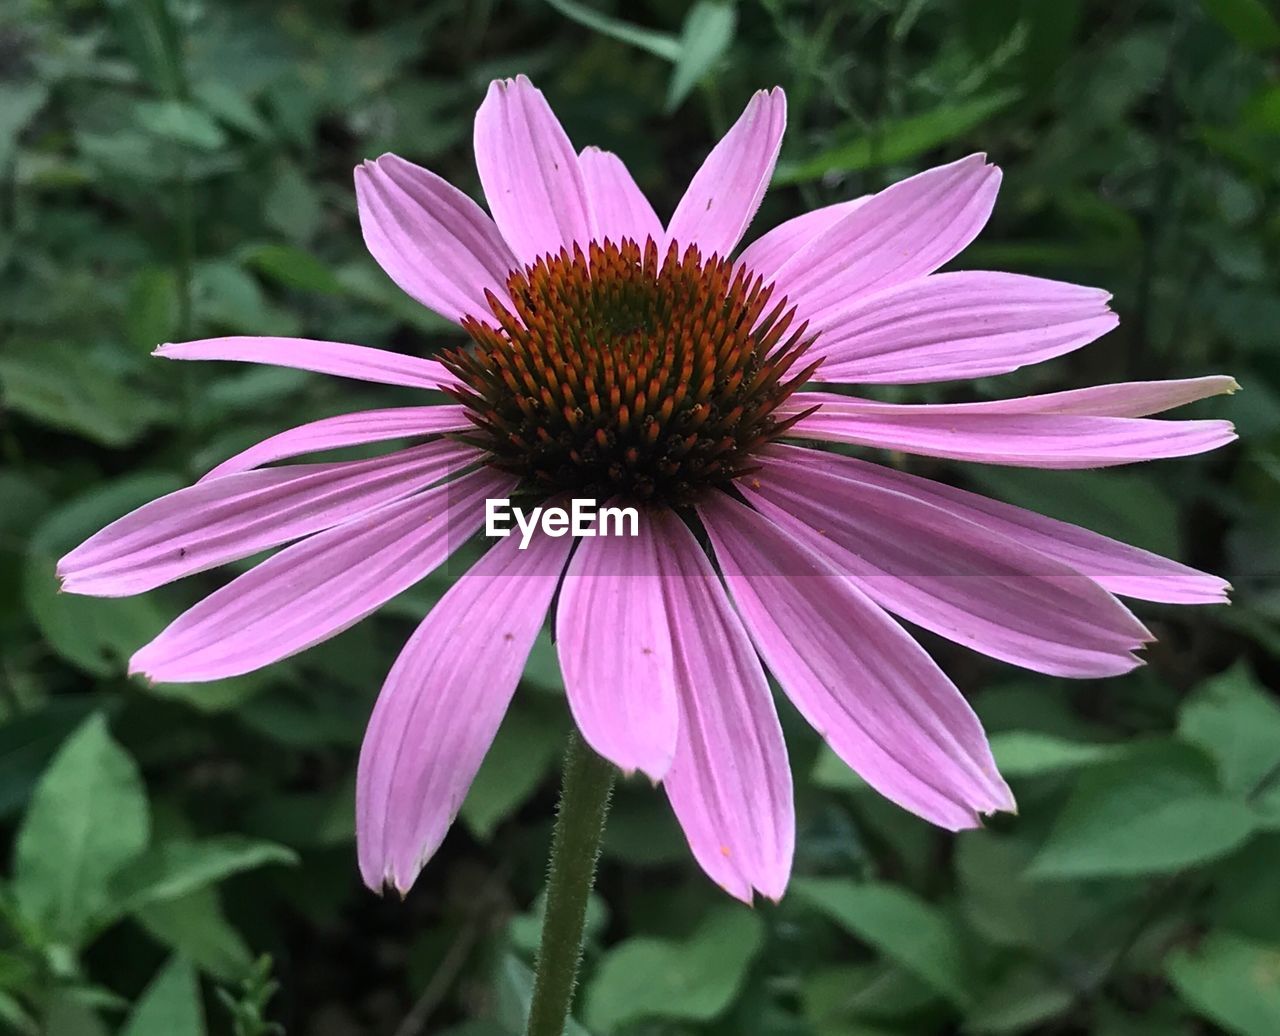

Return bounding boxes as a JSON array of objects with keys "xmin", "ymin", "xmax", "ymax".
[{"xmin": 2, "ymin": 0, "xmax": 1279, "ymax": 1033}]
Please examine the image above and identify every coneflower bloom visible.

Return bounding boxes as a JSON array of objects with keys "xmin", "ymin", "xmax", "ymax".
[{"xmin": 59, "ymin": 77, "xmax": 1235, "ymax": 902}]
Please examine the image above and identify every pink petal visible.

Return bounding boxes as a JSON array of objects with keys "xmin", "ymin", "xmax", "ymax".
[
  {"xmin": 810, "ymin": 271, "xmax": 1119, "ymax": 384},
  {"xmin": 201, "ymin": 405, "xmax": 472, "ymax": 481},
  {"xmin": 556, "ymin": 512, "xmax": 679, "ymax": 781},
  {"xmin": 772, "ymin": 446, "xmax": 1229, "ymax": 605},
  {"xmin": 355, "ymin": 154, "xmax": 517, "ymax": 323},
  {"xmin": 736, "ymin": 197, "xmax": 869, "ymax": 285},
  {"xmin": 59, "ymin": 441, "xmax": 479, "ymax": 597},
  {"xmin": 357, "ymin": 529, "xmax": 572, "ymax": 894},
  {"xmin": 664, "ymin": 88, "xmax": 787, "ymax": 258},
  {"xmin": 579, "ymin": 146, "xmax": 663, "ymax": 246},
  {"xmin": 781, "ymin": 392, "xmax": 1236, "ymax": 468},
  {"xmin": 651, "ymin": 510, "xmax": 793, "ymax": 903},
  {"xmin": 130, "ymin": 468, "xmax": 514, "ymax": 683},
  {"xmin": 697, "ymin": 492, "xmax": 1014, "ymax": 830},
  {"xmin": 742, "ymin": 448, "xmax": 1150, "ymax": 677},
  {"xmin": 947, "ymin": 376, "xmax": 1240, "ymax": 416},
  {"xmin": 474, "ymin": 75, "xmax": 593, "ymax": 265},
  {"xmin": 155, "ymin": 337, "xmax": 458, "ymax": 391},
  {"xmin": 771, "ymin": 155, "xmax": 1001, "ymax": 324}
]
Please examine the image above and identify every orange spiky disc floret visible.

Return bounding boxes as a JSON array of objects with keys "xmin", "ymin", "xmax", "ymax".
[{"xmin": 440, "ymin": 238, "xmax": 820, "ymax": 506}]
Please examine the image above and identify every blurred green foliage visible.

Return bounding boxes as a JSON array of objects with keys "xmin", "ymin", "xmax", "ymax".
[{"xmin": 1, "ymin": 0, "xmax": 1279, "ymax": 1033}]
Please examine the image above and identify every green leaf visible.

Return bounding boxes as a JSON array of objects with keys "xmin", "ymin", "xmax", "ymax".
[
  {"xmin": 134, "ymin": 889, "xmax": 253, "ymax": 983},
  {"xmin": 24, "ymin": 475, "xmax": 181, "ymax": 677},
  {"xmin": 121, "ymin": 957, "xmax": 205, "ymax": 1036},
  {"xmin": 241, "ymin": 243, "xmax": 345, "ymax": 296},
  {"xmin": 666, "ymin": 3, "xmax": 737, "ymax": 112},
  {"xmin": 954, "ymin": 833, "xmax": 1096, "ymax": 951},
  {"xmin": 135, "ymin": 100, "xmax": 228, "ymax": 151},
  {"xmin": 1208, "ymin": 835, "xmax": 1280, "ymax": 944},
  {"xmin": 585, "ymin": 906, "xmax": 764, "ymax": 1031},
  {"xmin": 989, "ymin": 730, "xmax": 1128, "ymax": 777},
  {"xmin": 802, "ymin": 962, "xmax": 936, "ymax": 1028},
  {"xmin": 125, "ymin": 268, "xmax": 182, "ymax": 350},
  {"xmin": 510, "ymin": 891, "xmax": 609, "ymax": 957},
  {"xmin": 1178, "ymin": 663, "xmax": 1280, "ymax": 800},
  {"xmin": 39, "ymin": 995, "xmax": 110, "ymax": 1036},
  {"xmin": 0, "ymin": 990, "xmax": 38, "ymax": 1036},
  {"xmin": 192, "ymin": 80, "xmax": 271, "ymax": 139},
  {"xmin": 774, "ymin": 90, "xmax": 1019, "ymax": 185},
  {"xmin": 12, "ymin": 715, "xmax": 150, "ymax": 947},
  {"xmin": 114, "ymin": 836, "xmax": 298, "ymax": 914},
  {"xmin": 543, "ymin": 0, "xmax": 681, "ymax": 61},
  {"xmin": 521, "ymin": 628, "xmax": 565, "ymax": 694},
  {"xmin": 461, "ymin": 704, "xmax": 565, "ymax": 840},
  {"xmin": 1030, "ymin": 743, "xmax": 1258, "ymax": 879},
  {"xmin": 0, "ymin": 696, "xmax": 97, "ymax": 820},
  {"xmin": 810, "ymin": 745, "xmax": 868, "ymax": 792},
  {"xmin": 1199, "ymin": 0, "xmax": 1280, "ymax": 50},
  {"xmin": 968, "ymin": 468, "xmax": 1181, "ymax": 557},
  {"xmin": 104, "ymin": 0, "xmax": 185, "ymax": 98},
  {"xmin": 1168, "ymin": 931, "xmax": 1280, "ymax": 1036},
  {"xmin": 792, "ymin": 879, "xmax": 972, "ymax": 1008},
  {"xmin": 439, "ymin": 1024, "xmax": 513, "ymax": 1036},
  {"xmin": 0, "ymin": 344, "xmax": 175, "ymax": 447},
  {"xmin": 967, "ymin": 964, "xmax": 1075, "ymax": 1033},
  {"xmin": 193, "ymin": 261, "xmax": 301, "ymax": 337},
  {"xmin": 0, "ymin": 83, "xmax": 48, "ymax": 171},
  {"xmin": 492, "ymin": 955, "xmax": 590, "ymax": 1036},
  {"xmin": 263, "ymin": 162, "xmax": 322, "ymax": 243},
  {"xmin": 336, "ymin": 261, "xmax": 455, "ymax": 336}
]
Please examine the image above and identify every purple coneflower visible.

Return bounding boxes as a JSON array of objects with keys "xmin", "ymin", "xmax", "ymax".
[{"xmin": 59, "ymin": 77, "xmax": 1235, "ymax": 903}]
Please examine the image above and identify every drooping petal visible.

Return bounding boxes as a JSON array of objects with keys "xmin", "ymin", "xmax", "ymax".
[
  {"xmin": 556, "ymin": 510, "xmax": 679, "ymax": 781},
  {"xmin": 155, "ymin": 337, "xmax": 458, "ymax": 391},
  {"xmin": 357, "ymin": 528, "xmax": 572, "ymax": 894},
  {"xmin": 60, "ymin": 441, "xmax": 479, "ymax": 597},
  {"xmin": 651, "ymin": 510, "xmax": 793, "ymax": 903},
  {"xmin": 355, "ymin": 154, "xmax": 517, "ymax": 322},
  {"xmin": 772, "ymin": 446, "xmax": 1229, "ymax": 605},
  {"xmin": 771, "ymin": 154, "xmax": 1001, "ymax": 323},
  {"xmin": 697, "ymin": 492, "xmax": 1014, "ymax": 830},
  {"xmin": 130, "ymin": 468, "xmax": 514, "ymax": 683},
  {"xmin": 780, "ymin": 392, "xmax": 1236, "ymax": 468},
  {"xmin": 474, "ymin": 75, "xmax": 593, "ymax": 264},
  {"xmin": 810, "ymin": 271, "xmax": 1118, "ymax": 384},
  {"xmin": 579, "ymin": 146, "xmax": 663, "ymax": 247},
  {"xmin": 944, "ymin": 376, "xmax": 1240, "ymax": 416},
  {"xmin": 201, "ymin": 405, "xmax": 472, "ymax": 481},
  {"xmin": 741, "ymin": 448, "xmax": 1150, "ymax": 677},
  {"xmin": 735, "ymin": 197, "xmax": 867, "ymax": 285},
  {"xmin": 664, "ymin": 88, "xmax": 787, "ymax": 258}
]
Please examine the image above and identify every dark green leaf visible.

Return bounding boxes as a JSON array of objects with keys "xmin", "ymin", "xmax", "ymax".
[
  {"xmin": 585, "ymin": 907, "xmax": 765, "ymax": 1030},
  {"xmin": 12, "ymin": 715, "xmax": 150, "ymax": 947},
  {"xmin": 792, "ymin": 879, "xmax": 972, "ymax": 1008},
  {"xmin": 774, "ymin": 91, "xmax": 1019, "ymax": 184},
  {"xmin": 241, "ymin": 243, "xmax": 345, "ymax": 296},
  {"xmin": 113, "ymin": 836, "xmax": 298, "ymax": 914},
  {"xmin": 1030, "ymin": 743, "xmax": 1258, "ymax": 879},
  {"xmin": 460, "ymin": 702, "xmax": 565, "ymax": 839},
  {"xmin": 666, "ymin": 3, "xmax": 737, "ymax": 112},
  {"xmin": 120, "ymin": 957, "xmax": 205, "ymax": 1036},
  {"xmin": 1168, "ymin": 931, "xmax": 1280, "ymax": 1036},
  {"xmin": 543, "ymin": 0, "xmax": 681, "ymax": 60},
  {"xmin": 1199, "ymin": 0, "xmax": 1280, "ymax": 50},
  {"xmin": 135, "ymin": 100, "xmax": 228, "ymax": 151}
]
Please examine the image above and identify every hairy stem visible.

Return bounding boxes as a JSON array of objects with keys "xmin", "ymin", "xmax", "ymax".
[{"xmin": 526, "ymin": 732, "xmax": 615, "ymax": 1036}]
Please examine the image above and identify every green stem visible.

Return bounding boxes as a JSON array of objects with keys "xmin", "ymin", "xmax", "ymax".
[{"xmin": 527, "ymin": 732, "xmax": 615, "ymax": 1036}]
